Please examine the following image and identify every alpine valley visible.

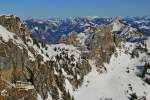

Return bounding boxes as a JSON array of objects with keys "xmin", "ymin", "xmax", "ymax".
[{"xmin": 0, "ymin": 15, "xmax": 150, "ymax": 100}]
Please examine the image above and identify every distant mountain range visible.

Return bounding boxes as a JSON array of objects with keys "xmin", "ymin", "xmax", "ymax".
[{"xmin": 25, "ymin": 16, "xmax": 150, "ymax": 44}]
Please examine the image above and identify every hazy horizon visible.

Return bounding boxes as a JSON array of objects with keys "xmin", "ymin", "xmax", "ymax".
[{"xmin": 0, "ymin": 0, "xmax": 150, "ymax": 19}]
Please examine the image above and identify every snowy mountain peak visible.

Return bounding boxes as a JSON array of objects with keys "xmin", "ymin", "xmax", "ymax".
[{"xmin": 111, "ymin": 18, "xmax": 125, "ymax": 32}]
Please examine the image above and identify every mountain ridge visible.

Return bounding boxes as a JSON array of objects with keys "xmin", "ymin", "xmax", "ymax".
[{"xmin": 0, "ymin": 15, "xmax": 150, "ymax": 100}]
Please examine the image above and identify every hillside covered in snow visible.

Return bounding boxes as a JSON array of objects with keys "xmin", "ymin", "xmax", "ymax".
[{"xmin": 0, "ymin": 15, "xmax": 150, "ymax": 100}]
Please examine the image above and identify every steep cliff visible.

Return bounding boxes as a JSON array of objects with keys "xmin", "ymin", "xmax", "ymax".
[
  {"xmin": 0, "ymin": 15, "xmax": 92, "ymax": 100},
  {"xmin": 60, "ymin": 23, "xmax": 116, "ymax": 73}
]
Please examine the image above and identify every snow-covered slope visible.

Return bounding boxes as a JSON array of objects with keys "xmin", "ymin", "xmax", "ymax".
[
  {"xmin": 1, "ymin": 15, "xmax": 150, "ymax": 100},
  {"xmin": 27, "ymin": 16, "xmax": 150, "ymax": 100},
  {"xmin": 111, "ymin": 19, "xmax": 125, "ymax": 32},
  {"xmin": 64, "ymin": 18, "xmax": 150, "ymax": 100},
  {"xmin": 0, "ymin": 25, "xmax": 15, "ymax": 41},
  {"xmin": 65, "ymin": 41, "xmax": 150, "ymax": 100}
]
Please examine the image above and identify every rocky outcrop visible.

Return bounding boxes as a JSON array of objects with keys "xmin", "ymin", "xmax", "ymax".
[
  {"xmin": 60, "ymin": 32, "xmax": 80, "ymax": 47},
  {"xmin": 60, "ymin": 23, "xmax": 116, "ymax": 73},
  {"xmin": 0, "ymin": 15, "xmax": 29, "ymax": 36},
  {"xmin": 86, "ymin": 25, "xmax": 115, "ymax": 61},
  {"xmin": 85, "ymin": 25, "xmax": 115, "ymax": 73},
  {"xmin": 0, "ymin": 15, "xmax": 91, "ymax": 100},
  {"xmin": 0, "ymin": 15, "xmax": 31, "ymax": 44}
]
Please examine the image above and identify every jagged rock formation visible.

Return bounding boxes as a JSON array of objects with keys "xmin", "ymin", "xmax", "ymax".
[
  {"xmin": 0, "ymin": 15, "xmax": 30, "ymax": 40},
  {"xmin": 0, "ymin": 15, "xmax": 92, "ymax": 100},
  {"xmin": 60, "ymin": 23, "xmax": 116, "ymax": 73},
  {"xmin": 60, "ymin": 32, "xmax": 80, "ymax": 46},
  {"xmin": 2, "ymin": 15, "xmax": 147, "ymax": 100}
]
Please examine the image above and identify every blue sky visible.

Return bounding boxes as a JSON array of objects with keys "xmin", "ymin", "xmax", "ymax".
[{"xmin": 0, "ymin": 0, "xmax": 150, "ymax": 18}]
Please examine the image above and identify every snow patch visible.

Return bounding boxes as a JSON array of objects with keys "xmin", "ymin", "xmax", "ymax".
[
  {"xmin": 0, "ymin": 25, "xmax": 15, "ymax": 42},
  {"xmin": 112, "ymin": 20, "xmax": 124, "ymax": 32},
  {"xmin": 77, "ymin": 32, "xmax": 89, "ymax": 46}
]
